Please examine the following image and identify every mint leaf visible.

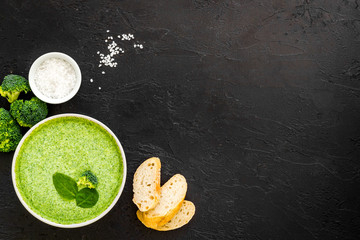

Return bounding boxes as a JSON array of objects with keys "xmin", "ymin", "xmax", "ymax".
[
  {"xmin": 76, "ymin": 188, "xmax": 99, "ymax": 208},
  {"xmin": 53, "ymin": 172, "xmax": 78, "ymax": 200}
]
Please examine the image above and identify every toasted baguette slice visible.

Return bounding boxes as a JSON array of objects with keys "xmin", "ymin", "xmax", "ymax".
[
  {"xmin": 157, "ymin": 201, "xmax": 195, "ymax": 231},
  {"xmin": 139, "ymin": 174, "xmax": 187, "ymax": 228},
  {"xmin": 137, "ymin": 200, "xmax": 195, "ymax": 231},
  {"xmin": 133, "ymin": 157, "xmax": 161, "ymax": 212}
]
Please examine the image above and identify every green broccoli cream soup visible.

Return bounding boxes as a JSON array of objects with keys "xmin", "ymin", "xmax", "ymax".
[{"xmin": 14, "ymin": 116, "xmax": 124, "ymax": 225}]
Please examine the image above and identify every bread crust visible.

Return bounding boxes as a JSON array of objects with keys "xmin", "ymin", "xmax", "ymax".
[{"xmin": 137, "ymin": 200, "xmax": 195, "ymax": 231}]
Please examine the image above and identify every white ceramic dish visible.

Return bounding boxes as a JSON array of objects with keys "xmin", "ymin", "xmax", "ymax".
[
  {"xmin": 12, "ymin": 113, "xmax": 127, "ymax": 228},
  {"xmin": 28, "ymin": 52, "xmax": 82, "ymax": 104}
]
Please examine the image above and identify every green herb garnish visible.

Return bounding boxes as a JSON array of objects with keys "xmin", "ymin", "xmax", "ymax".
[
  {"xmin": 52, "ymin": 172, "xmax": 99, "ymax": 208},
  {"xmin": 76, "ymin": 188, "xmax": 99, "ymax": 208},
  {"xmin": 52, "ymin": 172, "xmax": 78, "ymax": 200}
]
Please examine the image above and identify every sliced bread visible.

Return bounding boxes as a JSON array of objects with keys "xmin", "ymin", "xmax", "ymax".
[
  {"xmin": 139, "ymin": 174, "xmax": 187, "ymax": 228},
  {"xmin": 133, "ymin": 157, "xmax": 161, "ymax": 212},
  {"xmin": 153, "ymin": 200, "xmax": 195, "ymax": 231},
  {"xmin": 137, "ymin": 200, "xmax": 195, "ymax": 231}
]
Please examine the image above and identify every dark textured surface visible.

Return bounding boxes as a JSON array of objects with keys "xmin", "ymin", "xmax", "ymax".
[{"xmin": 1, "ymin": 0, "xmax": 360, "ymax": 239}]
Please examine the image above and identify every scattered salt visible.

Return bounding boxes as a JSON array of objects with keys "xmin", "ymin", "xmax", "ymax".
[
  {"xmin": 120, "ymin": 33, "xmax": 134, "ymax": 41},
  {"xmin": 34, "ymin": 57, "xmax": 76, "ymax": 99},
  {"xmin": 133, "ymin": 43, "xmax": 144, "ymax": 49},
  {"xmin": 95, "ymin": 31, "xmax": 144, "ymax": 76}
]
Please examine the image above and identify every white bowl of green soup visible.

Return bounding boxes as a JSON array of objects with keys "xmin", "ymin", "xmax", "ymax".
[{"xmin": 12, "ymin": 114, "xmax": 127, "ymax": 228}]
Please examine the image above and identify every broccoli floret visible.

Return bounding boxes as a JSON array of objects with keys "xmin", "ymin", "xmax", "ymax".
[
  {"xmin": 0, "ymin": 108, "xmax": 22, "ymax": 152},
  {"xmin": 10, "ymin": 97, "xmax": 48, "ymax": 128},
  {"xmin": 77, "ymin": 170, "xmax": 98, "ymax": 189},
  {"xmin": 0, "ymin": 74, "xmax": 31, "ymax": 103}
]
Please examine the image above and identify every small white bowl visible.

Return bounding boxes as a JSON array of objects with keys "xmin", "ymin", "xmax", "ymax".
[
  {"xmin": 12, "ymin": 113, "xmax": 127, "ymax": 228},
  {"xmin": 28, "ymin": 52, "xmax": 82, "ymax": 104}
]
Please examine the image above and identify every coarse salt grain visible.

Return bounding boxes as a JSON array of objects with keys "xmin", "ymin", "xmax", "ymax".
[
  {"xmin": 34, "ymin": 57, "xmax": 77, "ymax": 99},
  {"xmin": 134, "ymin": 43, "xmax": 143, "ymax": 49}
]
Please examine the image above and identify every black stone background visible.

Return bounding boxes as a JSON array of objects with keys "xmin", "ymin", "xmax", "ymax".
[{"xmin": 0, "ymin": 0, "xmax": 360, "ymax": 239}]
